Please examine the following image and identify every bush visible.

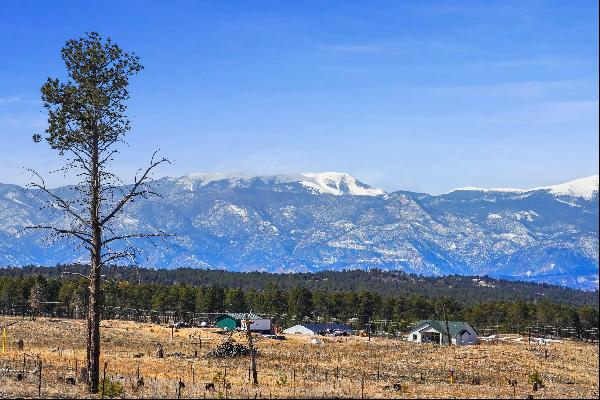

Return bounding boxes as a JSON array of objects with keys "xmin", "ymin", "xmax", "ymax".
[
  {"xmin": 528, "ymin": 370, "xmax": 543, "ymax": 386},
  {"xmin": 275, "ymin": 374, "xmax": 288, "ymax": 386},
  {"xmin": 100, "ymin": 378, "xmax": 124, "ymax": 398}
]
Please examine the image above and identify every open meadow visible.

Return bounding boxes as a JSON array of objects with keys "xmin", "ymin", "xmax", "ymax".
[{"xmin": 0, "ymin": 317, "xmax": 598, "ymax": 399}]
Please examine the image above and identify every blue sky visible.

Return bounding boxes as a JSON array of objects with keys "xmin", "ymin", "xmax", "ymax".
[{"xmin": 0, "ymin": 1, "xmax": 598, "ymax": 194}]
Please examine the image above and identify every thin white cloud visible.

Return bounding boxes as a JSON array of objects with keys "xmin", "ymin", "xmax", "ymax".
[
  {"xmin": 529, "ymin": 100, "xmax": 600, "ymax": 123},
  {"xmin": 0, "ymin": 95, "xmax": 23, "ymax": 105},
  {"xmin": 0, "ymin": 116, "xmax": 46, "ymax": 129},
  {"xmin": 421, "ymin": 80, "xmax": 589, "ymax": 99},
  {"xmin": 318, "ymin": 44, "xmax": 384, "ymax": 54},
  {"xmin": 463, "ymin": 58, "xmax": 588, "ymax": 70}
]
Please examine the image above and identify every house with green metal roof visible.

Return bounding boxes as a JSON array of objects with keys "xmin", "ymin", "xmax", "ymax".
[
  {"xmin": 407, "ymin": 320, "xmax": 478, "ymax": 345},
  {"xmin": 215, "ymin": 313, "xmax": 272, "ymax": 333}
]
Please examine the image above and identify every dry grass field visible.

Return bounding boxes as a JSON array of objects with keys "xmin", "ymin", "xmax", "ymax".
[{"xmin": 0, "ymin": 317, "xmax": 598, "ymax": 399}]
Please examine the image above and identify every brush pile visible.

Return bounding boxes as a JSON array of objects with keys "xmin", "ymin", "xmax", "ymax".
[{"xmin": 207, "ymin": 341, "xmax": 251, "ymax": 358}]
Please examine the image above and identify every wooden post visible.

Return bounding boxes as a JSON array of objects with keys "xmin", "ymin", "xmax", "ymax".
[
  {"xmin": 361, "ymin": 374, "xmax": 365, "ymax": 399},
  {"xmin": 1, "ymin": 327, "xmax": 6, "ymax": 353},
  {"xmin": 37, "ymin": 357, "xmax": 42, "ymax": 397},
  {"xmin": 245, "ymin": 315, "xmax": 258, "ymax": 385},
  {"xmin": 101, "ymin": 362, "xmax": 108, "ymax": 399},
  {"xmin": 224, "ymin": 366, "xmax": 228, "ymax": 399}
]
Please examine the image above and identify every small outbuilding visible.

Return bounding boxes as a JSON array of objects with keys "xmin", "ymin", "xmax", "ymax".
[
  {"xmin": 407, "ymin": 320, "xmax": 478, "ymax": 345},
  {"xmin": 283, "ymin": 323, "xmax": 353, "ymax": 336},
  {"xmin": 215, "ymin": 313, "xmax": 272, "ymax": 333}
]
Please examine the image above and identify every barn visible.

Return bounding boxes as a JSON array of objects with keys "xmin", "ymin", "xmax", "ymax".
[
  {"xmin": 407, "ymin": 320, "xmax": 478, "ymax": 345},
  {"xmin": 215, "ymin": 313, "xmax": 272, "ymax": 333},
  {"xmin": 283, "ymin": 323, "xmax": 353, "ymax": 336}
]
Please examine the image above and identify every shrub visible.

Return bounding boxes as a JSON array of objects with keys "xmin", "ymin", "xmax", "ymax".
[
  {"xmin": 528, "ymin": 370, "xmax": 543, "ymax": 386},
  {"xmin": 276, "ymin": 374, "xmax": 288, "ymax": 386},
  {"xmin": 100, "ymin": 378, "xmax": 124, "ymax": 398}
]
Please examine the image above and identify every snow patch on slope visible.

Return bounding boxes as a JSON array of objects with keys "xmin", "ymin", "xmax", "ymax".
[{"xmin": 299, "ymin": 172, "xmax": 385, "ymax": 196}]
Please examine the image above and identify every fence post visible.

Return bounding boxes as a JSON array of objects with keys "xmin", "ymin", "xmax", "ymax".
[
  {"xmin": 362, "ymin": 374, "xmax": 365, "ymax": 399},
  {"xmin": 37, "ymin": 357, "xmax": 43, "ymax": 396},
  {"xmin": 101, "ymin": 362, "xmax": 108, "ymax": 399}
]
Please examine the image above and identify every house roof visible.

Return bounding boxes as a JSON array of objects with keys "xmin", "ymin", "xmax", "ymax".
[
  {"xmin": 293, "ymin": 323, "xmax": 353, "ymax": 332},
  {"xmin": 411, "ymin": 320, "xmax": 476, "ymax": 336},
  {"xmin": 217, "ymin": 313, "xmax": 264, "ymax": 321}
]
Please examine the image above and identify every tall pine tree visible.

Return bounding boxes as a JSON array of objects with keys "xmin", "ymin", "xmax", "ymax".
[{"xmin": 29, "ymin": 32, "xmax": 169, "ymax": 392}]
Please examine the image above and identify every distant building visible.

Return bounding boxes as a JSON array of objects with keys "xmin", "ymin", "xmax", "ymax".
[
  {"xmin": 283, "ymin": 323, "xmax": 353, "ymax": 336},
  {"xmin": 215, "ymin": 313, "xmax": 272, "ymax": 333},
  {"xmin": 407, "ymin": 320, "xmax": 478, "ymax": 345}
]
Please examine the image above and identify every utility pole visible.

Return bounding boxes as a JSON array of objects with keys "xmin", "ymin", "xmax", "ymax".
[{"xmin": 244, "ymin": 314, "xmax": 258, "ymax": 385}]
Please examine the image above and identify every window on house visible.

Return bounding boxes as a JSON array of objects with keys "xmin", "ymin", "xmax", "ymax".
[{"xmin": 412, "ymin": 334, "xmax": 417, "ymax": 340}]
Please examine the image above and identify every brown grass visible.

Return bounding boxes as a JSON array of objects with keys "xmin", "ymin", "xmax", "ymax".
[{"xmin": 0, "ymin": 316, "xmax": 598, "ymax": 399}]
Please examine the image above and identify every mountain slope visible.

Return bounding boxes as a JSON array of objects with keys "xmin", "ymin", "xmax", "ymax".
[{"xmin": 1, "ymin": 174, "xmax": 597, "ymax": 289}]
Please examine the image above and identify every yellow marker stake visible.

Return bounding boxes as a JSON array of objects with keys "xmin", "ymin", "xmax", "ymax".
[{"xmin": 1, "ymin": 327, "xmax": 6, "ymax": 353}]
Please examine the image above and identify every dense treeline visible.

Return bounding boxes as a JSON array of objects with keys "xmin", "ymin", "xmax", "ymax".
[
  {"xmin": 1, "ymin": 265, "xmax": 597, "ymax": 306},
  {"xmin": 1, "ymin": 274, "xmax": 597, "ymax": 338}
]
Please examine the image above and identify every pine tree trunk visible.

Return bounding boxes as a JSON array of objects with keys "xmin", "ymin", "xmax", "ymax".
[
  {"xmin": 87, "ymin": 133, "xmax": 102, "ymax": 393},
  {"xmin": 88, "ymin": 257, "xmax": 101, "ymax": 392}
]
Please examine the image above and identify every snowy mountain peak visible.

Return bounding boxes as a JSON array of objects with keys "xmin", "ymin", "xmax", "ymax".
[
  {"xmin": 449, "ymin": 175, "xmax": 599, "ymax": 200},
  {"xmin": 176, "ymin": 171, "xmax": 385, "ymax": 196},
  {"xmin": 299, "ymin": 172, "xmax": 385, "ymax": 196},
  {"xmin": 538, "ymin": 175, "xmax": 599, "ymax": 200}
]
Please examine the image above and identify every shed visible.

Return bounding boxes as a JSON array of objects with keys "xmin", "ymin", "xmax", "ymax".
[
  {"xmin": 283, "ymin": 323, "xmax": 353, "ymax": 336},
  {"xmin": 407, "ymin": 320, "xmax": 478, "ymax": 345},
  {"xmin": 215, "ymin": 313, "xmax": 272, "ymax": 333}
]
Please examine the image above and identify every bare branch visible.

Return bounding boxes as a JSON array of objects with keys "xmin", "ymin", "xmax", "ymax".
[
  {"xmin": 23, "ymin": 225, "xmax": 93, "ymax": 246},
  {"xmin": 100, "ymin": 151, "xmax": 170, "ymax": 226},
  {"xmin": 27, "ymin": 168, "xmax": 90, "ymax": 227},
  {"xmin": 103, "ymin": 232, "xmax": 173, "ymax": 246}
]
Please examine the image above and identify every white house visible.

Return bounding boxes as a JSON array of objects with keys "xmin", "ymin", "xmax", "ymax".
[
  {"xmin": 283, "ymin": 323, "xmax": 353, "ymax": 336},
  {"xmin": 240, "ymin": 314, "xmax": 272, "ymax": 333},
  {"xmin": 215, "ymin": 313, "xmax": 272, "ymax": 333},
  {"xmin": 407, "ymin": 320, "xmax": 478, "ymax": 345}
]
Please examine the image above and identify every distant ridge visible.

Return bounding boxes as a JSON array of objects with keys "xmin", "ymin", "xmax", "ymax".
[
  {"xmin": 0, "ymin": 265, "xmax": 597, "ymax": 305},
  {"xmin": 449, "ymin": 175, "xmax": 599, "ymax": 200}
]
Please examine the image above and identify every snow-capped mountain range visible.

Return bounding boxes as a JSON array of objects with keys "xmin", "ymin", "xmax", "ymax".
[{"xmin": 1, "ymin": 173, "xmax": 598, "ymax": 289}]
